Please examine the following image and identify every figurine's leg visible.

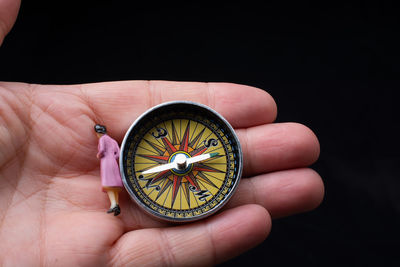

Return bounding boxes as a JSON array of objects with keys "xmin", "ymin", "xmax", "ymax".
[
  {"xmin": 106, "ymin": 189, "xmax": 117, "ymax": 209},
  {"xmin": 105, "ymin": 187, "xmax": 121, "ymax": 216},
  {"xmin": 113, "ymin": 188, "xmax": 121, "ymax": 216},
  {"xmin": 114, "ymin": 188, "xmax": 119, "ymax": 204}
]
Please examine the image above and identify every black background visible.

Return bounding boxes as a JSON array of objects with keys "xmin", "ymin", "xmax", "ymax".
[{"xmin": 1, "ymin": 1, "xmax": 399, "ymax": 266}]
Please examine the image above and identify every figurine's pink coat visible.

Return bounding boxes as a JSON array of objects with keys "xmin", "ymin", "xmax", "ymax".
[{"xmin": 97, "ymin": 135, "xmax": 123, "ymax": 190}]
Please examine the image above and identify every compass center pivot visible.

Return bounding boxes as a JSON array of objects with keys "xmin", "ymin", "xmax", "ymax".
[
  {"xmin": 175, "ymin": 153, "xmax": 187, "ymax": 170},
  {"xmin": 169, "ymin": 152, "xmax": 193, "ymax": 175}
]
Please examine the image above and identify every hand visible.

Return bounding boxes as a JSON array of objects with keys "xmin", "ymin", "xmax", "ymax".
[
  {"xmin": 0, "ymin": 3, "xmax": 323, "ymax": 266},
  {"xmin": 0, "ymin": 80, "xmax": 323, "ymax": 266}
]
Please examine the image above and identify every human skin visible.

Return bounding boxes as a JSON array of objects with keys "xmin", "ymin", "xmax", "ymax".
[
  {"xmin": 0, "ymin": 81, "xmax": 323, "ymax": 266},
  {"xmin": 0, "ymin": 2, "xmax": 324, "ymax": 266}
]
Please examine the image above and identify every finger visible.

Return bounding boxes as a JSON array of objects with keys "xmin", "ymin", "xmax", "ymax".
[
  {"xmin": 109, "ymin": 204, "xmax": 271, "ymax": 266},
  {"xmin": 226, "ymin": 168, "xmax": 324, "ymax": 218},
  {"xmin": 78, "ymin": 81, "xmax": 277, "ymax": 140},
  {"xmin": 237, "ymin": 122, "xmax": 320, "ymax": 176},
  {"xmin": 0, "ymin": 0, "xmax": 21, "ymax": 46}
]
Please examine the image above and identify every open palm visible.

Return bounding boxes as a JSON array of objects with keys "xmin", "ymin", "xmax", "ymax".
[
  {"xmin": 0, "ymin": 2, "xmax": 323, "ymax": 265},
  {"xmin": 0, "ymin": 81, "xmax": 322, "ymax": 266}
]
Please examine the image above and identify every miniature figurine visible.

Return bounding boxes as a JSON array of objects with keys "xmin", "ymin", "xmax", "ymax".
[{"xmin": 94, "ymin": 124, "xmax": 123, "ymax": 216}]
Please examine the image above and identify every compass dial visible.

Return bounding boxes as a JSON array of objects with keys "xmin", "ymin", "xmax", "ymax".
[{"xmin": 120, "ymin": 101, "xmax": 242, "ymax": 222}]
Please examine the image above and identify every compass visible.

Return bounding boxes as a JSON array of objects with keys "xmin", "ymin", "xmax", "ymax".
[{"xmin": 120, "ymin": 101, "xmax": 242, "ymax": 222}]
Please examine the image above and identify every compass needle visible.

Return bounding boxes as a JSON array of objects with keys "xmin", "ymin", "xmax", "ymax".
[{"xmin": 141, "ymin": 162, "xmax": 176, "ymax": 174}]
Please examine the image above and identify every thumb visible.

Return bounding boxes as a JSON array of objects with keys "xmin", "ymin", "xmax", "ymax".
[
  {"xmin": 0, "ymin": 0, "xmax": 21, "ymax": 46},
  {"xmin": 109, "ymin": 205, "xmax": 271, "ymax": 266}
]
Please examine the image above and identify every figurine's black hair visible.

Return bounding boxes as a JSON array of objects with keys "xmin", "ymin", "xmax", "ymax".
[{"xmin": 94, "ymin": 124, "xmax": 107, "ymax": 134}]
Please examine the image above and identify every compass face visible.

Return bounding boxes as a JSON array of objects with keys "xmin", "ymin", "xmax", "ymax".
[{"xmin": 120, "ymin": 101, "xmax": 242, "ymax": 222}]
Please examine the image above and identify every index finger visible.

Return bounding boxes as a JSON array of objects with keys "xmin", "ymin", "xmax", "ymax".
[{"xmin": 80, "ymin": 81, "xmax": 277, "ymax": 140}]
